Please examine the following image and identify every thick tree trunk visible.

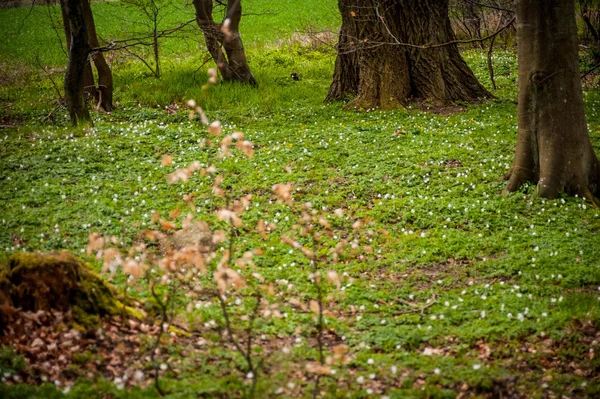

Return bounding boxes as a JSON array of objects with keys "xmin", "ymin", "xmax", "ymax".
[
  {"xmin": 327, "ymin": 0, "xmax": 490, "ymax": 109},
  {"xmin": 61, "ymin": 0, "xmax": 92, "ymax": 126},
  {"xmin": 193, "ymin": 0, "xmax": 256, "ymax": 86},
  {"xmin": 82, "ymin": 0, "xmax": 113, "ymax": 111},
  {"xmin": 505, "ymin": 0, "xmax": 600, "ymax": 202},
  {"xmin": 325, "ymin": 5, "xmax": 359, "ymax": 102}
]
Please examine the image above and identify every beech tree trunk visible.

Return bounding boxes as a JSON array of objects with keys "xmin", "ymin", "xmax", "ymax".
[
  {"xmin": 82, "ymin": 0, "xmax": 113, "ymax": 111},
  {"xmin": 193, "ymin": 0, "xmax": 257, "ymax": 86},
  {"xmin": 327, "ymin": 0, "xmax": 490, "ymax": 109},
  {"xmin": 61, "ymin": 0, "xmax": 92, "ymax": 126},
  {"xmin": 505, "ymin": 0, "xmax": 600, "ymax": 202}
]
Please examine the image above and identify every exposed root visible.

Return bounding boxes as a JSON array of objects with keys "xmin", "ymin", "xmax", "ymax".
[
  {"xmin": 504, "ymin": 170, "xmax": 600, "ymax": 206},
  {"xmin": 503, "ymin": 164, "xmax": 539, "ymax": 195},
  {"xmin": 503, "ymin": 172, "xmax": 527, "ymax": 195},
  {"xmin": 581, "ymin": 186, "xmax": 600, "ymax": 208},
  {"xmin": 536, "ymin": 183, "xmax": 560, "ymax": 200}
]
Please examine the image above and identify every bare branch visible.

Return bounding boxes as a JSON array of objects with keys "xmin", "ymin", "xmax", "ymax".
[
  {"xmin": 460, "ymin": 0, "xmax": 514, "ymax": 13},
  {"xmin": 16, "ymin": 0, "xmax": 38, "ymax": 35},
  {"xmin": 90, "ymin": 19, "xmax": 197, "ymax": 53},
  {"xmin": 353, "ymin": 12, "xmax": 515, "ymax": 51}
]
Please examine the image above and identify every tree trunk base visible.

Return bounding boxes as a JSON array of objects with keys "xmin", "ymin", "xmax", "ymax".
[
  {"xmin": 503, "ymin": 166, "xmax": 600, "ymax": 205},
  {"xmin": 504, "ymin": 0, "xmax": 600, "ymax": 204},
  {"xmin": 327, "ymin": 0, "xmax": 491, "ymax": 110}
]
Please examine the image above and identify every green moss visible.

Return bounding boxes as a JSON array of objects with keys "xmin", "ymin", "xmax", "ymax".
[
  {"xmin": 0, "ymin": 252, "xmax": 138, "ymax": 328},
  {"xmin": 72, "ymin": 350, "xmax": 94, "ymax": 364}
]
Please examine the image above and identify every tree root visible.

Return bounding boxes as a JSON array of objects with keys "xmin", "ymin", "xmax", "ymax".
[
  {"xmin": 581, "ymin": 186, "xmax": 600, "ymax": 208},
  {"xmin": 504, "ymin": 171, "xmax": 600, "ymax": 207},
  {"xmin": 503, "ymin": 171, "xmax": 527, "ymax": 195}
]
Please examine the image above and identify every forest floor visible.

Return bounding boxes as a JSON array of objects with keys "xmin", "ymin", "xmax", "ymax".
[{"xmin": 1, "ymin": 1, "xmax": 600, "ymax": 398}]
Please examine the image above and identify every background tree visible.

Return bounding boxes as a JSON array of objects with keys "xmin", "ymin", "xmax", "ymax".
[
  {"xmin": 449, "ymin": 0, "xmax": 516, "ymax": 45},
  {"xmin": 193, "ymin": 0, "xmax": 256, "ymax": 86},
  {"xmin": 579, "ymin": 0, "xmax": 600, "ymax": 63},
  {"xmin": 455, "ymin": 1, "xmax": 483, "ymax": 47},
  {"xmin": 59, "ymin": 0, "xmax": 94, "ymax": 106},
  {"xmin": 326, "ymin": 0, "xmax": 491, "ymax": 109},
  {"xmin": 121, "ymin": 0, "xmax": 169, "ymax": 78},
  {"xmin": 60, "ymin": 0, "xmax": 92, "ymax": 126},
  {"xmin": 82, "ymin": 0, "xmax": 113, "ymax": 111},
  {"xmin": 504, "ymin": 0, "xmax": 600, "ymax": 202},
  {"xmin": 60, "ymin": 0, "xmax": 113, "ymax": 113}
]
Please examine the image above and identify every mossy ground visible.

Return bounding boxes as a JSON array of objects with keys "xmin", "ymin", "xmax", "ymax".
[{"xmin": 1, "ymin": 1, "xmax": 600, "ymax": 398}]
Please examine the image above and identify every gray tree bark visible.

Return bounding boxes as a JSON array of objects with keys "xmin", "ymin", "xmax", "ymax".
[{"xmin": 505, "ymin": 0, "xmax": 600, "ymax": 202}]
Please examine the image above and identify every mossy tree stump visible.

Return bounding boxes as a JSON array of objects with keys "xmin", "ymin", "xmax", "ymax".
[{"xmin": 0, "ymin": 252, "xmax": 130, "ymax": 328}]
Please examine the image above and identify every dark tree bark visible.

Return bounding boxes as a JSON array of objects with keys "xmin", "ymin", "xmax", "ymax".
[
  {"xmin": 327, "ymin": 4, "xmax": 360, "ymax": 102},
  {"xmin": 193, "ymin": 0, "xmax": 257, "ymax": 86},
  {"xmin": 61, "ymin": 0, "xmax": 92, "ymax": 126},
  {"xmin": 82, "ymin": 0, "xmax": 113, "ymax": 111},
  {"xmin": 152, "ymin": 23, "xmax": 160, "ymax": 78},
  {"xmin": 504, "ymin": 0, "xmax": 600, "ymax": 202},
  {"xmin": 60, "ymin": 0, "xmax": 113, "ymax": 116},
  {"xmin": 326, "ymin": 0, "xmax": 491, "ymax": 109},
  {"xmin": 60, "ymin": 2, "xmax": 97, "ymax": 102},
  {"xmin": 459, "ymin": 2, "xmax": 483, "ymax": 47}
]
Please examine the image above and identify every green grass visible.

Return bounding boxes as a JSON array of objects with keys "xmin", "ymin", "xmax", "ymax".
[
  {"xmin": 1, "ymin": 1, "xmax": 600, "ymax": 398},
  {"xmin": 0, "ymin": 0, "xmax": 339, "ymax": 66}
]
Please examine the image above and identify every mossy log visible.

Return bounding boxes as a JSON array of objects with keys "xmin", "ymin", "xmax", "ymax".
[{"xmin": 0, "ymin": 252, "xmax": 136, "ymax": 328}]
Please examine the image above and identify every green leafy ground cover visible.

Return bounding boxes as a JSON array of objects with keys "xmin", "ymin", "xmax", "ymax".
[{"xmin": 1, "ymin": 1, "xmax": 600, "ymax": 398}]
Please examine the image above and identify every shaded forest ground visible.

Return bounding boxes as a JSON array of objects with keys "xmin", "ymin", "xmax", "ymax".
[{"xmin": 1, "ymin": 1, "xmax": 600, "ymax": 398}]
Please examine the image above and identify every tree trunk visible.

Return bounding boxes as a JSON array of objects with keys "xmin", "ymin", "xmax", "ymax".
[
  {"xmin": 83, "ymin": 62, "xmax": 97, "ymax": 101},
  {"xmin": 60, "ymin": 1, "xmax": 97, "ymax": 102},
  {"xmin": 325, "ymin": 2, "xmax": 361, "ymax": 103},
  {"xmin": 153, "ymin": 26, "xmax": 161, "ymax": 78},
  {"xmin": 61, "ymin": 0, "xmax": 92, "ymax": 126},
  {"xmin": 504, "ymin": 0, "xmax": 600, "ymax": 202},
  {"xmin": 327, "ymin": 0, "xmax": 490, "ymax": 109},
  {"xmin": 579, "ymin": 0, "xmax": 600, "ymax": 64},
  {"xmin": 193, "ymin": 0, "xmax": 256, "ymax": 86},
  {"xmin": 221, "ymin": 0, "xmax": 256, "ymax": 85},
  {"xmin": 462, "ymin": 2, "xmax": 483, "ymax": 48},
  {"xmin": 82, "ymin": 0, "xmax": 113, "ymax": 111}
]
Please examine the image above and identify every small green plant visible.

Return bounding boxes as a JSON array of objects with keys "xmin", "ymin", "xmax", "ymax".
[
  {"xmin": 0, "ymin": 345, "xmax": 27, "ymax": 375},
  {"xmin": 72, "ymin": 350, "xmax": 94, "ymax": 364}
]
